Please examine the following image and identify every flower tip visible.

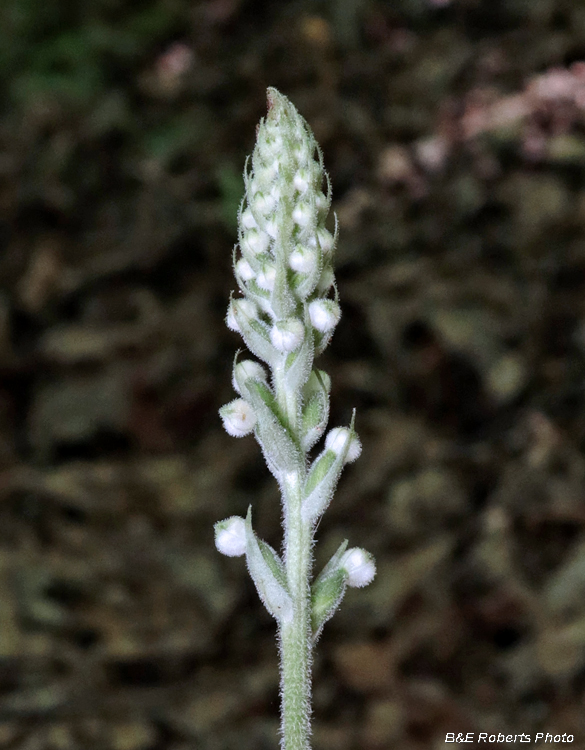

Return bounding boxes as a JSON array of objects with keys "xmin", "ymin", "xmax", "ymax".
[
  {"xmin": 266, "ymin": 87, "xmax": 289, "ymax": 116},
  {"xmin": 266, "ymin": 87, "xmax": 279, "ymax": 112}
]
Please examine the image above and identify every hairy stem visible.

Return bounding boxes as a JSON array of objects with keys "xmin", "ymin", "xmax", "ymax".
[
  {"xmin": 280, "ymin": 493, "xmax": 312, "ymax": 750},
  {"xmin": 275, "ymin": 363, "xmax": 313, "ymax": 750}
]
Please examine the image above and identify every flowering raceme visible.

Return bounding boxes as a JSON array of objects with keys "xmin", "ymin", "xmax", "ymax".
[{"xmin": 214, "ymin": 88, "xmax": 375, "ymax": 750}]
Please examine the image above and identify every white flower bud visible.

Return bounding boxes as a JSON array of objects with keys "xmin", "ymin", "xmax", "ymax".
[
  {"xmin": 293, "ymin": 169, "xmax": 311, "ymax": 193},
  {"xmin": 214, "ymin": 516, "xmax": 247, "ymax": 557},
  {"xmin": 270, "ymin": 318, "xmax": 305, "ymax": 352},
  {"xmin": 220, "ymin": 398, "xmax": 257, "ymax": 437},
  {"xmin": 226, "ymin": 298, "xmax": 258, "ymax": 333},
  {"xmin": 265, "ymin": 219, "xmax": 278, "ymax": 238},
  {"xmin": 256, "ymin": 296, "xmax": 275, "ymax": 318},
  {"xmin": 317, "ymin": 227, "xmax": 334, "ymax": 255},
  {"xmin": 315, "ymin": 192, "xmax": 328, "ymax": 218},
  {"xmin": 241, "ymin": 207, "xmax": 257, "ymax": 229},
  {"xmin": 236, "ymin": 258, "xmax": 255, "ymax": 281},
  {"xmin": 253, "ymin": 192, "xmax": 276, "ymax": 215},
  {"xmin": 292, "ymin": 123, "xmax": 305, "ymax": 141},
  {"xmin": 232, "ymin": 360, "xmax": 267, "ymax": 394},
  {"xmin": 308, "ymin": 299, "xmax": 341, "ymax": 333},
  {"xmin": 264, "ymin": 134, "xmax": 284, "ymax": 156},
  {"xmin": 257, "ymin": 263, "xmax": 276, "ymax": 291},
  {"xmin": 340, "ymin": 548, "xmax": 376, "ymax": 588},
  {"xmin": 294, "ymin": 143, "xmax": 312, "ymax": 163},
  {"xmin": 264, "ymin": 120, "xmax": 280, "ymax": 138},
  {"xmin": 289, "ymin": 246, "xmax": 318, "ymax": 274},
  {"xmin": 242, "ymin": 228, "xmax": 270, "ymax": 256},
  {"xmin": 257, "ymin": 163, "xmax": 279, "ymax": 183},
  {"xmin": 316, "ymin": 266, "xmax": 334, "ymax": 293},
  {"xmin": 325, "ymin": 427, "xmax": 361, "ymax": 463},
  {"xmin": 292, "ymin": 202, "xmax": 312, "ymax": 228},
  {"xmin": 249, "ymin": 177, "xmax": 263, "ymax": 195}
]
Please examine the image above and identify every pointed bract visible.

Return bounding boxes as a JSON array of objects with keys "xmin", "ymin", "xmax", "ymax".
[
  {"xmin": 300, "ymin": 369, "xmax": 330, "ymax": 451},
  {"xmin": 240, "ymin": 379, "xmax": 304, "ymax": 479},
  {"xmin": 311, "ymin": 539, "xmax": 349, "ymax": 643},
  {"xmin": 245, "ymin": 507, "xmax": 293, "ymax": 622},
  {"xmin": 301, "ymin": 413, "xmax": 357, "ymax": 524}
]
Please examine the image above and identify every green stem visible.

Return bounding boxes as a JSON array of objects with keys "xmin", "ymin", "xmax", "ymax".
[
  {"xmin": 280, "ymin": 474, "xmax": 312, "ymax": 750},
  {"xmin": 275, "ymin": 366, "xmax": 313, "ymax": 750}
]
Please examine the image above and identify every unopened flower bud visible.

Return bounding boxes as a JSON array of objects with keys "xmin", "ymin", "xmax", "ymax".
[
  {"xmin": 316, "ymin": 266, "xmax": 334, "ymax": 293},
  {"xmin": 294, "ymin": 143, "xmax": 312, "ymax": 163},
  {"xmin": 249, "ymin": 177, "xmax": 263, "ymax": 195},
  {"xmin": 293, "ymin": 202, "xmax": 312, "ymax": 228},
  {"xmin": 220, "ymin": 398, "xmax": 257, "ymax": 437},
  {"xmin": 241, "ymin": 207, "xmax": 257, "ymax": 229},
  {"xmin": 315, "ymin": 192, "xmax": 328, "ymax": 218},
  {"xmin": 265, "ymin": 219, "xmax": 278, "ymax": 239},
  {"xmin": 214, "ymin": 516, "xmax": 246, "ymax": 557},
  {"xmin": 241, "ymin": 228, "xmax": 270, "ymax": 256},
  {"xmin": 226, "ymin": 298, "xmax": 258, "ymax": 333},
  {"xmin": 236, "ymin": 258, "xmax": 255, "ymax": 281},
  {"xmin": 257, "ymin": 263, "xmax": 276, "ymax": 291},
  {"xmin": 264, "ymin": 134, "xmax": 284, "ymax": 156},
  {"xmin": 309, "ymin": 299, "xmax": 341, "ymax": 333},
  {"xmin": 253, "ymin": 192, "xmax": 276, "ymax": 215},
  {"xmin": 257, "ymin": 163, "xmax": 279, "ymax": 183},
  {"xmin": 289, "ymin": 246, "xmax": 318, "ymax": 275},
  {"xmin": 317, "ymin": 227, "xmax": 334, "ymax": 255},
  {"xmin": 294, "ymin": 169, "xmax": 311, "ymax": 193},
  {"xmin": 340, "ymin": 548, "xmax": 376, "ymax": 587},
  {"xmin": 233, "ymin": 360, "xmax": 267, "ymax": 394},
  {"xmin": 270, "ymin": 318, "xmax": 305, "ymax": 352},
  {"xmin": 325, "ymin": 427, "xmax": 361, "ymax": 463}
]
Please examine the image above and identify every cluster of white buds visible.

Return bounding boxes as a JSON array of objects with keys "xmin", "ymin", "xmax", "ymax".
[
  {"xmin": 227, "ymin": 87, "xmax": 339, "ymax": 351},
  {"xmin": 216, "ymin": 92, "xmax": 376, "ymax": 735}
]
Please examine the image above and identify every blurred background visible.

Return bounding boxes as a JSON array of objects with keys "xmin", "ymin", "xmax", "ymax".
[{"xmin": 1, "ymin": 0, "xmax": 585, "ymax": 748}]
